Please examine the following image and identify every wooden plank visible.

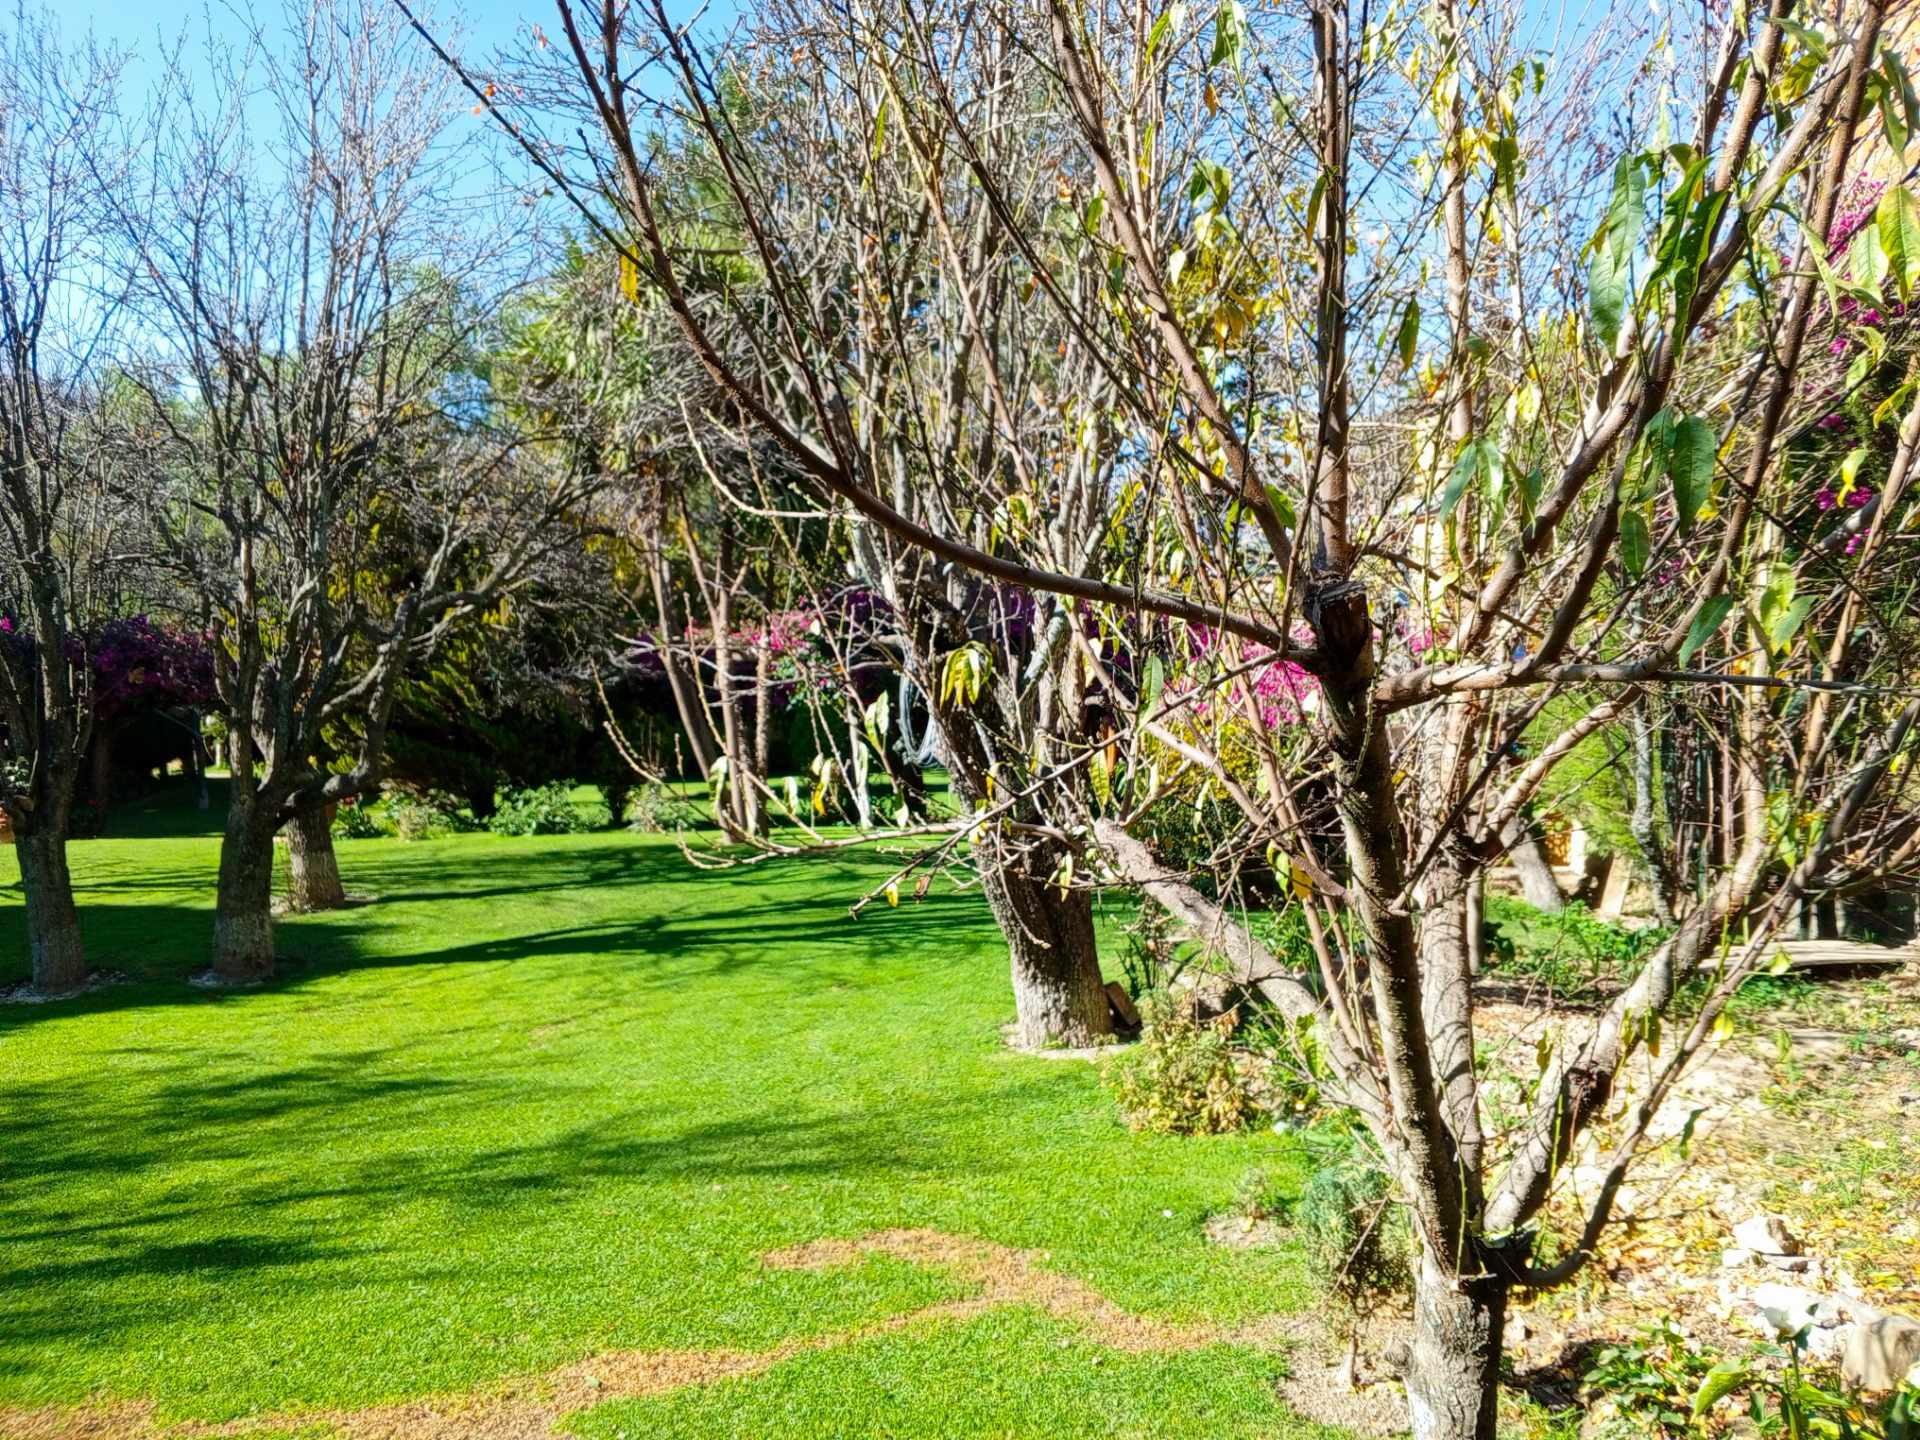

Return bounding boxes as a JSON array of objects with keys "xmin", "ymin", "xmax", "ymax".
[{"xmin": 1775, "ymin": 940, "xmax": 1915, "ymax": 973}]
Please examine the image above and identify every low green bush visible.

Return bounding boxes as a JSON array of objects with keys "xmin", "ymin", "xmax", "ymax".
[
  {"xmin": 1483, "ymin": 896, "xmax": 1668, "ymax": 993},
  {"xmin": 1583, "ymin": 1319, "xmax": 1918, "ymax": 1440},
  {"xmin": 331, "ymin": 801, "xmax": 386, "ymax": 839},
  {"xmin": 388, "ymin": 793, "xmax": 462, "ymax": 841},
  {"xmin": 1102, "ymin": 993, "xmax": 1268, "ymax": 1135},
  {"xmin": 1293, "ymin": 1142, "xmax": 1411, "ymax": 1331},
  {"xmin": 488, "ymin": 782, "xmax": 595, "ymax": 837}
]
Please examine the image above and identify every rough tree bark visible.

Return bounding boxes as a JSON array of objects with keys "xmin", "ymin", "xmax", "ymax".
[
  {"xmin": 14, "ymin": 824, "xmax": 87, "ymax": 993},
  {"xmin": 1503, "ymin": 818, "xmax": 1566, "ymax": 913},
  {"xmin": 984, "ymin": 849, "xmax": 1110, "ymax": 1048},
  {"xmin": 650, "ymin": 551, "xmax": 717, "ymax": 779},
  {"xmin": 285, "ymin": 800, "xmax": 346, "ymax": 912},
  {"xmin": 910, "ymin": 592, "xmax": 1113, "ymax": 1048},
  {"xmin": 1401, "ymin": 1256, "xmax": 1508, "ymax": 1440},
  {"xmin": 213, "ymin": 801, "xmax": 280, "ymax": 981}
]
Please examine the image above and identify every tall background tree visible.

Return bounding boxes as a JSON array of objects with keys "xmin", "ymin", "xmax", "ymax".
[
  {"xmin": 115, "ymin": 0, "xmax": 599, "ymax": 978},
  {"xmin": 0, "ymin": 9, "xmax": 136, "ymax": 993}
]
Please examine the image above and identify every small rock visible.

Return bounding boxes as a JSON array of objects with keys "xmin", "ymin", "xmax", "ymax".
[
  {"xmin": 1761, "ymin": 1253, "xmax": 1814, "ymax": 1275},
  {"xmin": 1732, "ymin": 1214, "xmax": 1802, "ymax": 1257},
  {"xmin": 1842, "ymin": 1316, "xmax": 1920, "ymax": 1394}
]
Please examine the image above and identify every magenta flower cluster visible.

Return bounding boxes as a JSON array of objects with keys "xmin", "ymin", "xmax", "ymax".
[
  {"xmin": 87, "ymin": 617, "xmax": 216, "ymax": 719},
  {"xmin": 1183, "ymin": 627, "xmax": 1319, "ymax": 731}
]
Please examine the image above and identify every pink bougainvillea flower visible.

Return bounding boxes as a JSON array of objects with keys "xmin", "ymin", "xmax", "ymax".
[
  {"xmin": 1817, "ymin": 413, "xmax": 1848, "ymax": 429},
  {"xmin": 1829, "ymin": 337, "xmax": 1851, "ymax": 356},
  {"xmin": 1846, "ymin": 486, "xmax": 1873, "ymax": 508},
  {"xmin": 1815, "ymin": 489, "xmax": 1838, "ymax": 511},
  {"xmin": 1846, "ymin": 533, "xmax": 1864, "ymax": 555}
]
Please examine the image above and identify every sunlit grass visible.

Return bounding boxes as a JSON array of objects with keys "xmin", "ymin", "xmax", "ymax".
[{"xmin": 0, "ymin": 779, "xmax": 1322, "ymax": 1434}]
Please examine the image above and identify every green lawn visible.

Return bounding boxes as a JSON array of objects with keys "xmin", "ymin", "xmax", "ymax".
[{"xmin": 0, "ymin": 780, "xmax": 1328, "ymax": 1438}]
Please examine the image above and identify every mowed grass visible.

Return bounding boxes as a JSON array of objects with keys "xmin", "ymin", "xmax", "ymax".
[{"xmin": 0, "ymin": 781, "xmax": 1324, "ymax": 1437}]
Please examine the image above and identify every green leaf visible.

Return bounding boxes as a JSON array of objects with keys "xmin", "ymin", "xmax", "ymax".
[
  {"xmin": 1625, "ymin": 405, "xmax": 1677, "ymax": 503},
  {"xmin": 1874, "ymin": 379, "xmax": 1915, "ymax": 428},
  {"xmin": 1849, "ymin": 222, "xmax": 1890, "ymax": 291},
  {"xmin": 1879, "ymin": 72, "xmax": 1909, "ymax": 155},
  {"xmin": 1886, "ymin": 48, "xmax": 1920, "ymax": 143},
  {"xmin": 1588, "ymin": 154, "xmax": 1646, "ymax": 349},
  {"xmin": 1589, "ymin": 243, "xmax": 1629, "ymax": 349},
  {"xmin": 1517, "ymin": 465, "xmax": 1543, "ymax": 519},
  {"xmin": 1208, "ymin": 0, "xmax": 1245, "ymax": 71},
  {"xmin": 1670, "ymin": 415, "xmax": 1717, "ymax": 531},
  {"xmin": 1441, "ymin": 438, "xmax": 1502, "ymax": 519},
  {"xmin": 1262, "ymin": 483, "xmax": 1297, "ymax": 531},
  {"xmin": 1620, "ymin": 507, "xmax": 1650, "ymax": 576},
  {"xmin": 1144, "ymin": 5, "xmax": 1180, "ymax": 63},
  {"xmin": 1692, "ymin": 1360, "xmax": 1753, "ymax": 1419},
  {"xmin": 1768, "ymin": 596, "xmax": 1814, "ymax": 653},
  {"xmin": 1774, "ymin": 16, "xmax": 1829, "ymax": 62},
  {"xmin": 1089, "ymin": 746, "xmax": 1113, "ymax": 807},
  {"xmin": 1671, "ymin": 188, "xmax": 1728, "ymax": 334},
  {"xmin": 1395, "ymin": 298, "xmax": 1421, "ymax": 369},
  {"xmin": 1680, "ymin": 594, "xmax": 1735, "ymax": 664},
  {"xmin": 1141, "ymin": 655, "xmax": 1165, "ymax": 718},
  {"xmin": 1876, "ymin": 186, "xmax": 1920, "ymax": 303}
]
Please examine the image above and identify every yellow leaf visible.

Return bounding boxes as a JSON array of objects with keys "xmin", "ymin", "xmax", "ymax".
[{"xmin": 885, "ymin": 883, "xmax": 899, "ymax": 908}]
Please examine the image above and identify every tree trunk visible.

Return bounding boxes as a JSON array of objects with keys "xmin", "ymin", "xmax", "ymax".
[
  {"xmin": 650, "ymin": 553, "xmax": 717, "ymax": 780},
  {"xmin": 986, "ymin": 860, "xmax": 1112, "ymax": 1048},
  {"xmin": 1403, "ymin": 1252, "xmax": 1507, "ymax": 1440},
  {"xmin": 1630, "ymin": 709, "xmax": 1676, "ymax": 922},
  {"xmin": 90, "ymin": 722, "xmax": 116, "ymax": 810},
  {"xmin": 190, "ymin": 715, "xmax": 210, "ymax": 811},
  {"xmin": 213, "ymin": 806, "xmax": 278, "ymax": 980},
  {"xmin": 754, "ymin": 643, "xmax": 773, "ymax": 780},
  {"xmin": 1502, "ymin": 818, "xmax": 1565, "ymax": 913},
  {"xmin": 1419, "ymin": 851, "xmax": 1483, "ymax": 1169},
  {"xmin": 15, "ymin": 827, "xmax": 87, "ymax": 993},
  {"xmin": 285, "ymin": 801, "xmax": 346, "ymax": 912}
]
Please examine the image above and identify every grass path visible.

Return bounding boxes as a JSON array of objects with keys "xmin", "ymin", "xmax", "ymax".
[{"xmin": 1, "ymin": 783, "xmax": 1326, "ymax": 1438}]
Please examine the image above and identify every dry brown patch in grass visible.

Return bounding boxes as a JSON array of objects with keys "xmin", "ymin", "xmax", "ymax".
[{"xmin": 0, "ymin": 1229, "xmax": 1300, "ymax": 1440}]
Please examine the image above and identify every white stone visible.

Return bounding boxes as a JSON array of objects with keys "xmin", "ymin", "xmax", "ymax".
[
  {"xmin": 1842, "ymin": 1317, "xmax": 1920, "ymax": 1393},
  {"xmin": 1732, "ymin": 1213, "xmax": 1802, "ymax": 1256}
]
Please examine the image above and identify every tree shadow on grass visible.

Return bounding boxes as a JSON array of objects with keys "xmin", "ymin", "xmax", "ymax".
[
  {"xmin": 1, "ymin": 830, "xmax": 997, "ymax": 1030},
  {"xmin": 0, "ymin": 1028, "xmax": 1074, "ymax": 1363}
]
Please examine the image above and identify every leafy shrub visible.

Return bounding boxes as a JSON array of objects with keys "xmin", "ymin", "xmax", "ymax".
[
  {"xmin": 1483, "ymin": 897, "xmax": 1668, "ymax": 992},
  {"xmin": 1229, "ymin": 1165, "xmax": 1291, "ymax": 1225},
  {"xmin": 626, "ymin": 780, "xmax": 699, "ymax": 834},
  {"xmin": 1293, "ymin": 1145, "xmax": 1411, "ymax": 1328},
  {"xmin": 387, "ymin": 793, "xmax": 460, "ymax": 842},
  {"xmin": 1103, "ymin": 992, "xmax": 1268, "ymax": 1135},
  {"xmin": 332, "ymin": 801, "xmax": 387, "ymax": 839},
  {"xmin": 1581, "ymin": 1321, "xmax": 1917, "ymax": 1440},
  {"xmin": 488, "ymin": 782, "xmax": 593, "ymax": 836}
]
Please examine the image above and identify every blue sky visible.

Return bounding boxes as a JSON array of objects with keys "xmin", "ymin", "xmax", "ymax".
[{"xmin": 69, "ymin": 0, "xmax": 536, "ymax": 55}]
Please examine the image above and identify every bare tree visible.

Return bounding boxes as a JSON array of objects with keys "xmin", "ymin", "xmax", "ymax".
[
  {"xmin": 0, "ymin": 8, "xmax": 136, "ymax": 993},
  {"xmin": 115, "ymin": 0, "xmax": 597, "ymax": 978}
]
